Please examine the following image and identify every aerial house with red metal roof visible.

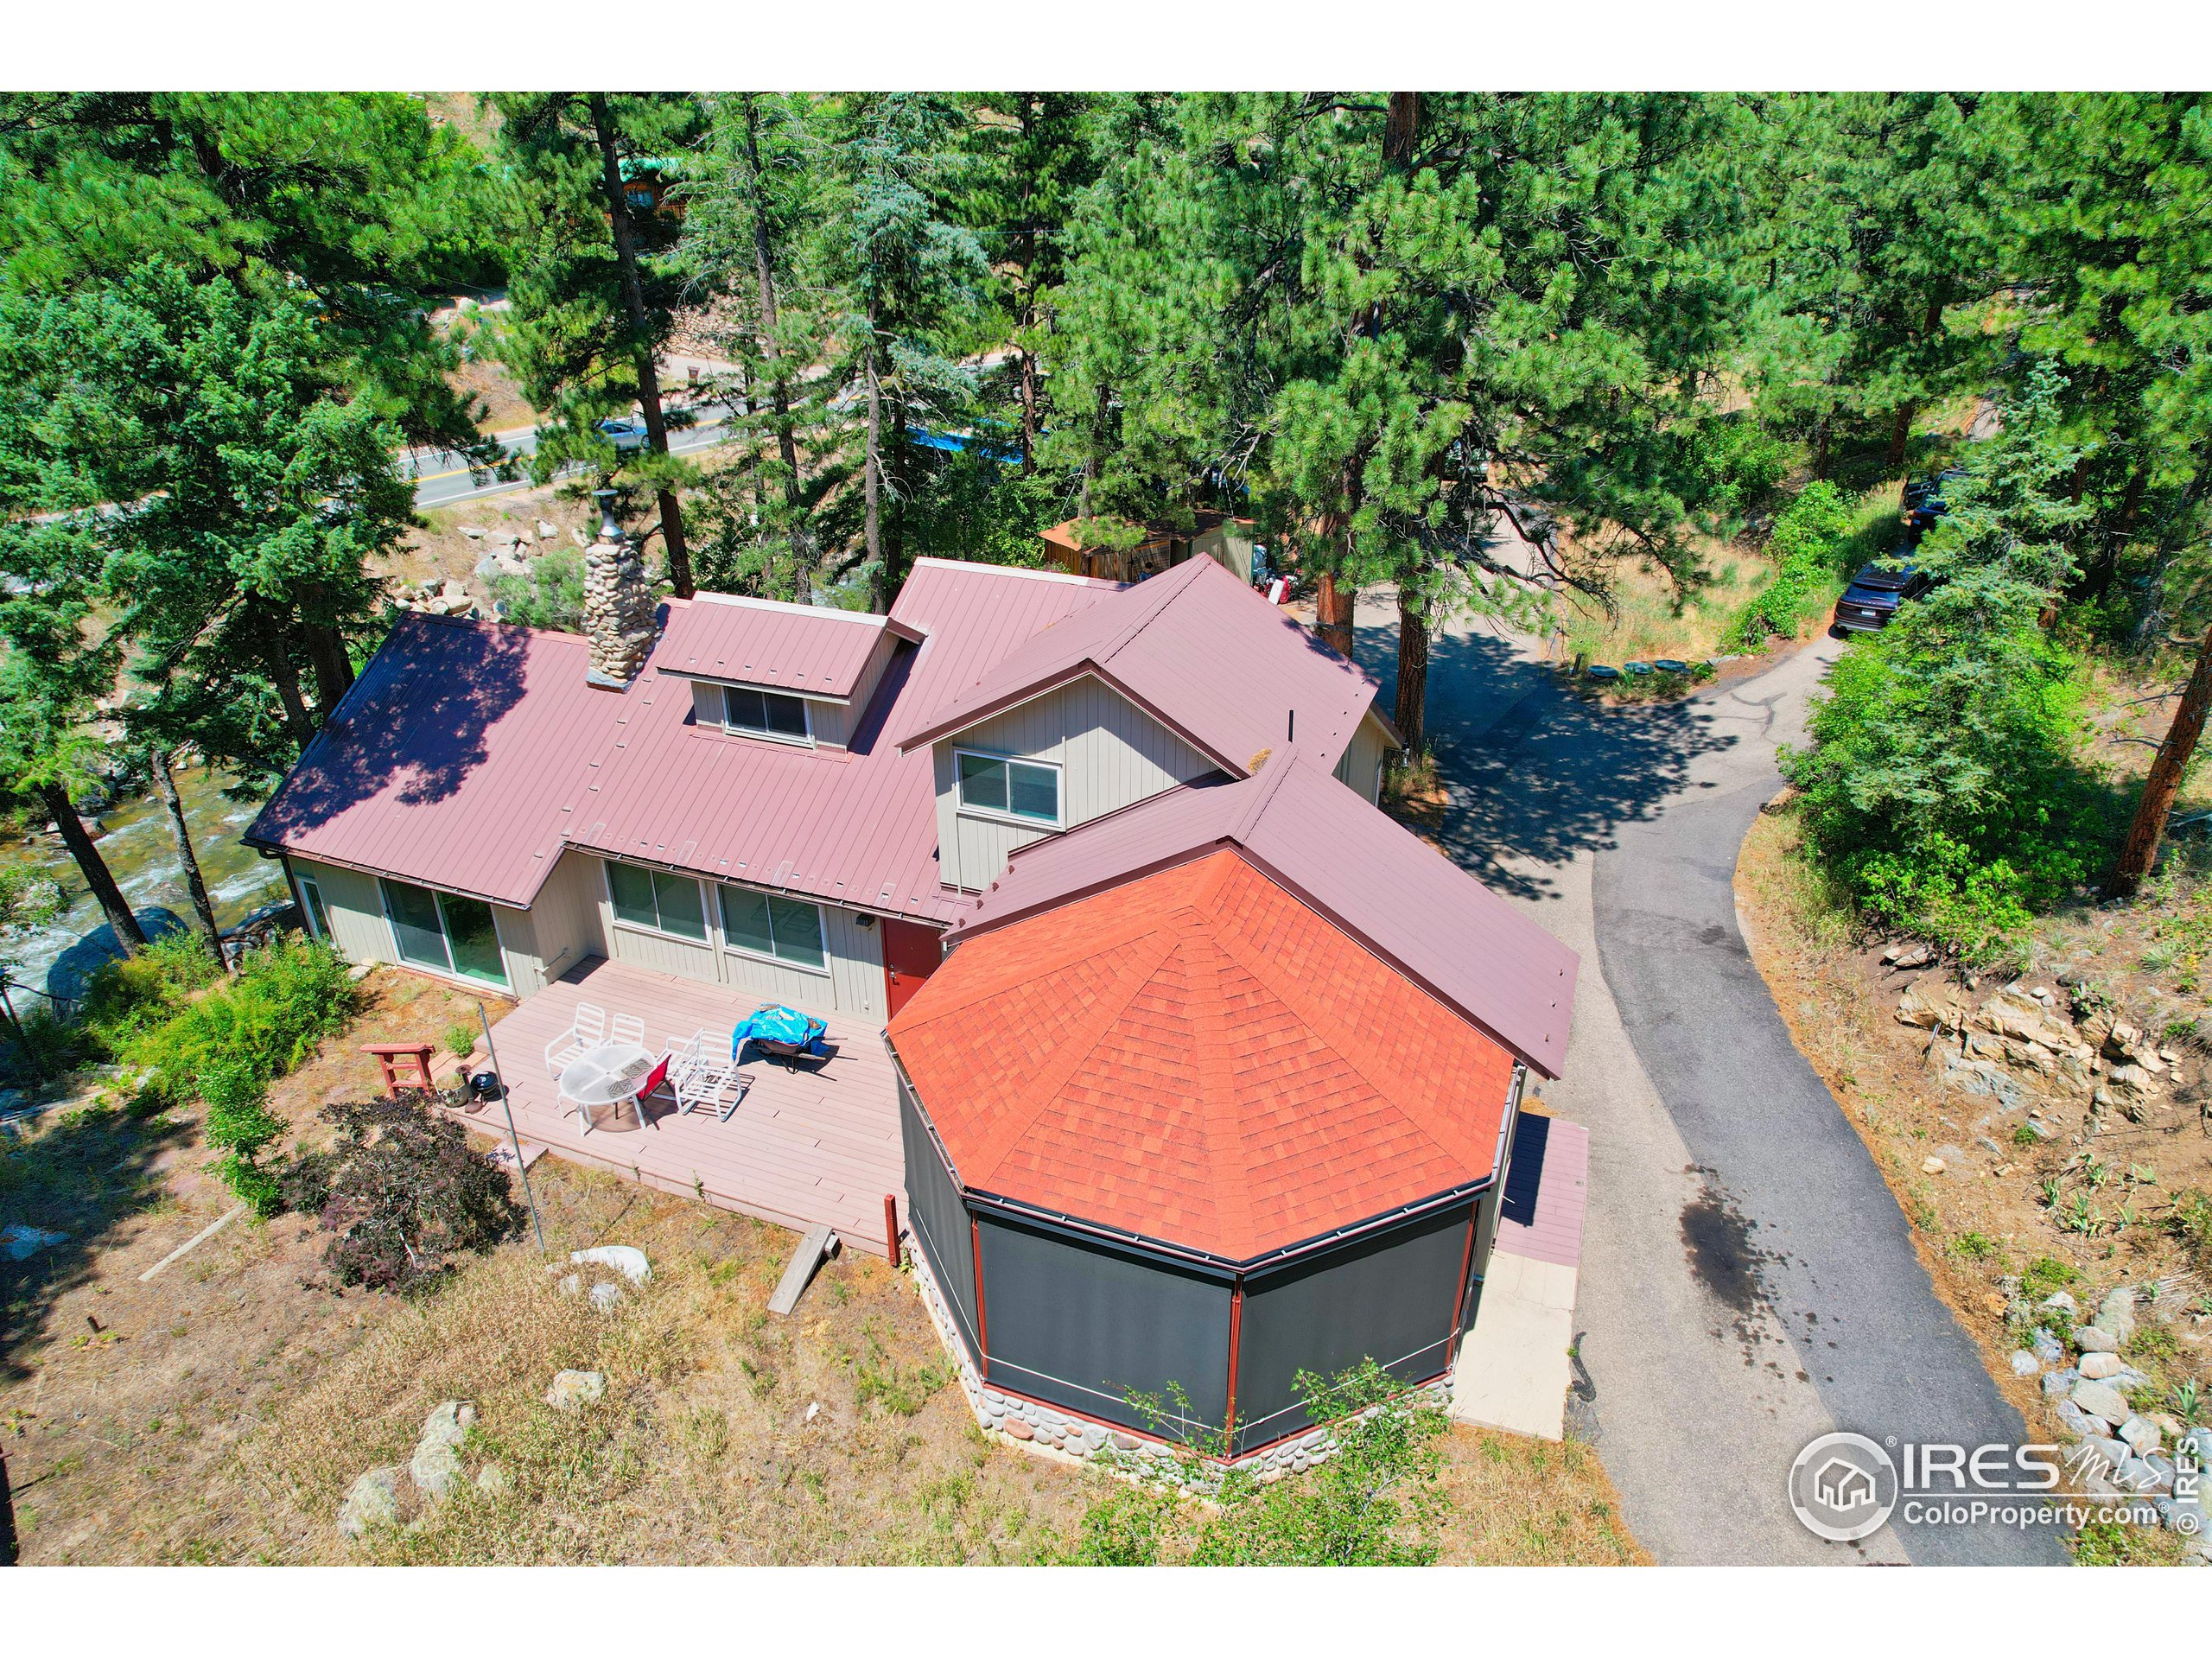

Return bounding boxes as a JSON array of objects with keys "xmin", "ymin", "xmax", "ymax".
[{"xmin": 244, "ymin": 502, "xmax": 1574, "ymax": 1469}]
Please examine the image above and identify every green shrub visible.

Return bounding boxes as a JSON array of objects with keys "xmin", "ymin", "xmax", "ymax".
[
  {"xmin": 1778, "ymin": 368, "xmax": 2106, "ymax": 966},
  {"xmin": 1726, "ymin": 480, "xmax": 1859, "ymax": 647},
  {"xmin": 200, "ymin": 1058, "xmax": 287, "ymax": 1217},
  {"xmin": 79, "ymin": 931, "xmax": 227, "ymax": 1052},
  {"xmin": 489, "ymin": 548, "xmax": 584, "ymax": 632},
  {"xmin": 1680, "ymin": 413, "xmax": 1793, "ymax": 528},
  {"xmin": 291, "ymin": 1090, "xmax": 524, "ymax": 1294},
  {"xmin": 117, "ymin": 936, "xmax": 356, "ymax": 1101},
  {"xmin": 442, "ymin": 1022, "xmax": 478, "ymax": 1059}
]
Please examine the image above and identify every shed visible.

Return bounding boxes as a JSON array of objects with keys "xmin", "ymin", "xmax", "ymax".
[{"xmin": 887, "ymin": 847, "xmax": 1538, "ymax": 1460}]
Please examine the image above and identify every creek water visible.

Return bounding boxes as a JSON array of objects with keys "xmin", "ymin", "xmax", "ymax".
[{"xmin": 3, "ymin": 767, "xmax": 290, "ymax": 1001}]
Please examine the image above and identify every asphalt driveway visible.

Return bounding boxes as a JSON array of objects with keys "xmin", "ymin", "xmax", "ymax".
[{"xmin": 1347, "ymin": 591, "xmax": 2068, "ymax": 1566}]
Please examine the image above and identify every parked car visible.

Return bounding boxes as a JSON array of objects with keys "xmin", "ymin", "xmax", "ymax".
[
  {"xmin": 1832, "ymin": 553, "xmax": 1934, "ymax": 633},
  {"xmin": 1902, "ymin": 467, "xmax": 1967, "ymax": 543},
  {"xmin": 597, "ymin": 416, "xmax": 650, "ymax": 454}
]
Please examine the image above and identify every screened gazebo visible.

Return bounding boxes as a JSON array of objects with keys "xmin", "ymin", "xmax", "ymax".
[{"xmin": 887, "ymin": 847, "xmax": 1548, "ymax": 1462}]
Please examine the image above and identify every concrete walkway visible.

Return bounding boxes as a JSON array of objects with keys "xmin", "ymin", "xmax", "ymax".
[
  {"xmin": 1349, "ymin": 587, "xmax": 2067, "ymax": 1566},
  {"xmin": 1452, "ymin": 1114, "xmax": 1589, "ymax": 1440}
]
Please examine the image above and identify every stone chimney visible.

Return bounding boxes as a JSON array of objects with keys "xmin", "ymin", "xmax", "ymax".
[{"xmin": 583, "ymin": 489, "xmax": 654, "ymax": 689}]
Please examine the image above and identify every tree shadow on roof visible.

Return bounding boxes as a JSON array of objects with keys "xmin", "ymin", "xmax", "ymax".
[{"xmin": 247, "ymin": 617, "xmax": 537, "ymax": 838}]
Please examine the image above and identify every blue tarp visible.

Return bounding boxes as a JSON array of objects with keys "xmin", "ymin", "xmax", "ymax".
[{"xmin": 731, "ymin": 1005, "xmax": 827, "ymax": 1060}]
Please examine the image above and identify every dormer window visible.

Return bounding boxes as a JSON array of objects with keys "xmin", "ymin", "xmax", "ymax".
[{"xmin": 723, "ymin": 684, "xmax": 811, "ymax": 743}]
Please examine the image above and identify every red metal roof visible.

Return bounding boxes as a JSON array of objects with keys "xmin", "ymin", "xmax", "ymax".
[
  {"xmin": 889, "ymin": 849, "xmax": 1520, "ymax": 1261},
  {"xmin": 899, "ymin": 556, "xmax": 1389, "ymax": 776},
  {"xmin": 654, "ymin": 594, "xmax": 919, "ymax": 698},
  {"xmin": 248, "ymin": 563, "xmax": 1120, "ymax": 918},
  {"xmin": 948, "ymin": 749, "xmax": 1578, "ymax": 1077},
  {"xmin": 243, "ymin": 613, "xmax": 604, "ymax": 906}
]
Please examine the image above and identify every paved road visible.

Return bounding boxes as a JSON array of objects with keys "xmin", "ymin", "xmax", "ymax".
[
  {"xmin": 1348, "ymin": 589, "xmax": 2067, "ymax": 1566},
  {"xmin": 405, "ymin": 412, "xmax": 737, "ymax": 511}
]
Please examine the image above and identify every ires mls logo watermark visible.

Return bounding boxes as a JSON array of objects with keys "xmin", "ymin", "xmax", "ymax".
[{"xmin": 1788, "ymin": 1429, "xmax": 2204, "ymax": 1541}]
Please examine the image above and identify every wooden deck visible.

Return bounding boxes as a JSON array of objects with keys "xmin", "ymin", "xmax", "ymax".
[{"xmin": 463, "ymin": 957, "xmax": 905, "ymax": 1255}]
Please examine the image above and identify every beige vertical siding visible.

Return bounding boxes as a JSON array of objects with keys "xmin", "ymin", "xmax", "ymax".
[
  {"xmin": 1332, "ymin": 709, "xmax": 1391, "ymax": 804},
  {"xmin": 929, "ymin": 673, "xmax": 1216, "ymax": 891},
  {"xmin": 291, "ymin": 856, "xmax": 391, "ymax": 964},
  {"xmin": 528, "ymin": 849, "xmax": 606, "ymax": 982}
]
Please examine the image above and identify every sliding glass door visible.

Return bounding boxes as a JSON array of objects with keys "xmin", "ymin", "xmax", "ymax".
[{"xmin": 381, "ymin": 879, "xmax": 509, "ymax": 988}]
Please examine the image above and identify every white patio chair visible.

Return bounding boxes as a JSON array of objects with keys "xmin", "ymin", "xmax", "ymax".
[
  {"xmin": 608, "ymin": 1011, "xmax": 647, "ymax": 1050},
  {"xmin": 543, "ymin": 1001, "xmax": 607, "ymax": 1078}
]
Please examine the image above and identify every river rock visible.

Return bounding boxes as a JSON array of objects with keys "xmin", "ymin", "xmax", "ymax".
[
  {"xmin": 570, "ymin": 1245, "xmax": 652, "ymax": 1285},
  {"xmin": 2072, "ymin": 1378, "xmax": 2130, "ymax": 1424},
  {"xmin": 2119, "ymin": 1415, "xmax": 2163, "ymax": 1458},
  {"xmin": 2040, "ymin": 1290, "xmax": 2080, "ymax": 1316},
  {"xmin": 544, "ymin": 1369, "xmax": 607, "ymax": 1408},
  {"xmin": 338, "ymin": 1465, "xmax": 404, "ymax": 1538},
  {"xmin": 2043, "ymin": 1367, "xmax": 2078, "ymax": 1399},
  {"xmin": 2055, "ymin": 1401, "xmax": 2093, "ymax": 1439},
  {"xmin": 461, "ymin": 525, "xmax": 486, "ymax": 540},
  {"xmin": 2096, "ymin": 1288, "xmax": 2137, "ymax": 1344},
  {"xmin": 475, "ymin": 1464, "xmax": 511, "ymax": 1498}
]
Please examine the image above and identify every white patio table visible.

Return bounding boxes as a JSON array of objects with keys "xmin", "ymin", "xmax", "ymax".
[{"xmin": 558, "ymin": 1040, "xmax": 655, "ymax": 1135}]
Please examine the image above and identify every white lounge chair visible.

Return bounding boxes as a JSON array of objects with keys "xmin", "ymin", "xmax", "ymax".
[
  {"xmin": 673, "ymin": 1026, "xmax": 752, "ymax": 1122},
  {"xmin": 543, "ymin": 1001, "xmax": 607, "ymax": 1078}
]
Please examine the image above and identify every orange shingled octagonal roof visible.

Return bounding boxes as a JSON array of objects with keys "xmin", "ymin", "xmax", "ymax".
[{"xmin": 887, "ymin": 849, "xmax": 1519, "ymax": 1262}]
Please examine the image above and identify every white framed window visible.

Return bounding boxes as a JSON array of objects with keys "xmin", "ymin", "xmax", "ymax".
[
  {"xmin": 718, "ymin": 885, "xmax": 828, "ymax": 971},
  {"xmin": 296, "ymin": 869, "xmax": 331, "ymax": 941},
  {"xmin": 955, "ymin": 749, "xmax": 1062, "ymax": 827},
  {"xmin": 380, "ymin": 878, "xmax": 510, "ymax": 988},
  {"xmin": 722, "ymin": 684, "xmax": 812, "ymax": 744},
  {"xmin": 605, "ymin": 860, "xmax": 709, "ymax": 941}
]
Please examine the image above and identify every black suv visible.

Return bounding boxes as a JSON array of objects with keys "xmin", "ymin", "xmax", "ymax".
[{"xmin": 1833, "ymin": 553, "xmax": 1933, "ymax": 633}]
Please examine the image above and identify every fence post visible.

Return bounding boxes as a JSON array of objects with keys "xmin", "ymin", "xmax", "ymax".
[{"xmin": 883, "ymin": 1193, "xmax": 900, "ymax": 1269}]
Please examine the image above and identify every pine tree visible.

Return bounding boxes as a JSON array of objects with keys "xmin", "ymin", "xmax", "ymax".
[{"xmin": 496, "ymin": 92, "xmax": 707, "ymax": 596}]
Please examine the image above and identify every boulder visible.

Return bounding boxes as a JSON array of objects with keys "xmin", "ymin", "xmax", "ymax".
[
  {"xmin": 1922, "ymin": 1155, "xmax": 1948, "ymax": 1175},
  {"xmin": 570, "ymin": 1245, "xmax": 652, "ymax": 1285},
  {"xmin": 1979, "ymin": 986, "xmax": 2082, "ymax": 1053},
  {"xmin": 338, "ymin": 1466, "xmax": 404, "ymax": 1539},
  {"xmin": 545, "ymin": 1369, "xmax": 607, "ymax": 1408},
  {"xmin": 537, "ymin": 520, "xmax": 558, "ymax": 541},
  {"xmin": 1883, "ymin": 942, "xmax": 1936, "ymax": 969},
  {"xmin": 461, "ymin": 526, "xmax": 486, "ymax": 540},
  {"xmin": 2079, "ymin": 1351, "xmax": 2128, "ymax": 1381},
  {"xmin": 2077, "ymin": 1325, "xmax": 2121, "ymax": 1353},
  {"xmin": 475, "ymin": 1465, "xmax": 511, "ymax": 1498},
  {"xmin": 2043, "ymin": 1368, "xmax": 2078, "ymax": 1399},
  {"xmin": 2055, "ymin": 1401, "xmax": 2093, "ymax": 1440},
  {"xmin": 410, "ymin": 1438, "xmax": 463, "ymax": 1499},
  {"xmin": 588, "ymin": 1281, "xmax": 626, "ymax": 1313},
  {"xmin": 2071, "ymin": 1377, "xmax": 2130, "ymax": 1424},
  {"xmin": 418, "ymin": 1400, "xmax": 475, "ymax": 1451},
  {"xmin": 2039, "ymin": 1290, "xmax": 2079, "ymax": 1316},
  {"xmin": 2009, "ymin": 1350, "xmax": 2041, "ymax": 1377}
]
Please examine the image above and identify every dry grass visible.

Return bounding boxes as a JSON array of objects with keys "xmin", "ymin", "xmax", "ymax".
[
  {"xmin": 1433, "ymin": 1428, "xmax": 1645, "ymax": 1564},
  {"xmin": 1555, "ymin": 534, "xmax": 1775, "ymax": 667}
]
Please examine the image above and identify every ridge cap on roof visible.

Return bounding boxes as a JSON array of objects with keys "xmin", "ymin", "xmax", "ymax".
[
  {"xmin": 907, "ymin": 555, "xmax": 1122, "ymax": 590},
  {"xmin": 690, "ymin": 591, "xmax": 887, "ymax": 624},
  {"xmin": 1087, "ymin": 556, "xmax": 1211, "ymax": 667}
]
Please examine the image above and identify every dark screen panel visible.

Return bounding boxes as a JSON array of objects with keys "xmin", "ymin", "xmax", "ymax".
[
  {"xmin": 898, "ymin": 1079, "xmax": 979, "ymax": 1364},
  {"xmin": 976, "ymin": 1215, "xmax": 1231, "ymax": 1441},
  {"xmin": 1232, "ymin": 1202, "xmax": 1473, "ymax": 1454}
]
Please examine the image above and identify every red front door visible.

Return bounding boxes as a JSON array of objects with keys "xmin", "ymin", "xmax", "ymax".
[{"xmin": 882, "ymin": 919, "xmax": 945, "ymax": 1020}]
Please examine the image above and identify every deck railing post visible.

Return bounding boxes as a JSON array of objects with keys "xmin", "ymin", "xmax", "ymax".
[{"xmin": 884, "ymin": 1193, "xmax": 901, "ymax": 1268}]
